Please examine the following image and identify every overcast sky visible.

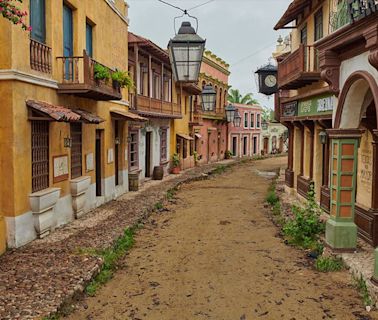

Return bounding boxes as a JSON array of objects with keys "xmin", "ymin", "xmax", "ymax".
[{"xmin": 127, "ymin": 0, "xmax": 291, "ymax": 109}]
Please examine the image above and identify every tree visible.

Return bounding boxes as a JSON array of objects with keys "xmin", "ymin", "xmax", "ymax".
[
  {"xmin": 0, "ymin": 0, "xmax": 31, "ymax": 31},
  {"xmin": 228, "ymin": 89, "xmax": 259, "ymax": 105},
  {"xmin": 261, "ymin": 106, "xmax": 273, "ymax": 121}
]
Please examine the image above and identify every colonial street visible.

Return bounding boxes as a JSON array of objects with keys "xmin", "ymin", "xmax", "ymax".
[{"xmin": 66, "ymin": 157, "xmax": 376, "ymax": 320}]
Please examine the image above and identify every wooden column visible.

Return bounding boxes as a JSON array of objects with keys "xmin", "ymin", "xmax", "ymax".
[
  {"xmin": 372, "ymin": 130, "xmax": 378, "ymax": 209},
  {"xmin": 133, "ymin": 44, "xmax": 139, "ymax": 108},
  {"xmin": 148, "ymin": 54, "xmax": 152, "ymax": 99},
  {"xmin": 300, "ymin": 123, "xmax": 305, "ymax": 176}
]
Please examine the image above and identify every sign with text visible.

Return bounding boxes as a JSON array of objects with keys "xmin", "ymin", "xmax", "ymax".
[
  {"xmin": 282, "ymin": 101, "xmax": 297, "ymax": 117},
  {"xmin": 297, "ymin": 95, "xmax": 334, "ymax": 117}
]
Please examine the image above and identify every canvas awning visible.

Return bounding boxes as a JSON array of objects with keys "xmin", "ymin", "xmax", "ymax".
[
  {"xmin": 27, "ymin": 100, "xmax": 105, "ymax": 124},
  {"xmin": 195, "ymin": 133, "xmax": 202, "ymax": 139},
  {"xmin": 177, "ymin": 133, "xmax": 194, "ymax": 141},
  {"xmin": 110, "ymin": 108, "xmax": 148, "ymax": 122}
]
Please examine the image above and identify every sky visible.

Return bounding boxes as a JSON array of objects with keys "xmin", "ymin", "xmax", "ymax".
[{"xmin": 127, "ymin": 0, "xmax": 292, "ymax": 109}]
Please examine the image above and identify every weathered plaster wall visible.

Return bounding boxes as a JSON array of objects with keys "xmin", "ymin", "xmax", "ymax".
[{"xmin": 293, "ymin": 127, "xmax": 302, "ymax": 189}]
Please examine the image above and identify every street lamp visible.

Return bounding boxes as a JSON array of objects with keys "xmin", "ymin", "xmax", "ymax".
[
  {"xmin": 319, "ymin": 130, "xmax": 327, "ymax": 145},
  {"xmin": 233, "ymin": 110, "xmax": 242, "ymax": 127},
  {"xmin": 225, "ymin": 103, "xmax": 236, "ymax": 123},
  {"xmin": 201, "ymin": 84, "xmax": 216, "ymax": 112},
  {"xmin": 262, "ymin": 119, "xmax": 268, "ymax": 130},
  {"xmin": 168, "ymin": 21, "xmax": 206, "ymax": 83}
]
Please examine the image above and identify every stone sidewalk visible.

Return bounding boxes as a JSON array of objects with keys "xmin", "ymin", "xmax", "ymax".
[{"xmin": 0, "ymin": 160, "xmax": 236, "ymax": 320}]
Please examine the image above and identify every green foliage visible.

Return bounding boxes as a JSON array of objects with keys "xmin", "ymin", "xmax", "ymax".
[
  {"xmin": 172, "ymin": 153, "xmax": 180, "ymax": 168},
  {"xmin": 224, "ymin": 150, "xmax": 233, "ymax": 159},
  {"xmin": 315, "ymin": 256, "xmax": 344, "ymax": 272},
  {"xmin": 228, "ymin": 88, "xmax": 259, "ymax": 105},
  {"xmin": 272, "ymin": 201, "xmax": 281, "ymax": 216},
  {"xmin": 154, "ymin": 202, "xmax": 163, "ymax": 211},
  {"xmin": 85, "ymin": 227, "xmax": 136, "ymax": 297},
  {"xmin": 266, "ymin": 191, "xmax": 279, "ymax": 206},
  {"xmin": 166, "ymin": 187, "xmax": 177, "ymax": 200},
  {"xmin": 42, "ymin": 316, "xmax": 60, "ymax": 320},
  {"xmin": 193, "ymin": 151, "xmax": 199, "ymax": 163},
  {"xmin": 94, "ymin": 63, "xmax": 110, "ymax": 81},
  {"xmin": 283, "ymin": 184, "xmax": 325, "ymax": 250},
  {"xmin": 213, "ymin": 164, "xmax": 227, "ymax": 175},
  {"xmin": 111, "ymin": 70, "xmax": 134, "ymax": 89},
  {"xmin": 353, "ymin": 274, "xmax": 372, "ymax": 306}
]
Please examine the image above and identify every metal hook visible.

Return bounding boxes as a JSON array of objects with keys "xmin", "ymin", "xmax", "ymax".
[{"xmin": 173, "ymin": 11, "xmax": 199, "ymax": 35}]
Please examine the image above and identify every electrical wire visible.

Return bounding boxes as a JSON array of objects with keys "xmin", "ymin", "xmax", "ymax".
[
  {"xmin": 231, "ymin": 42, "xmax": 276, "ymax": 66},
  {"xmin": 157, "ymin": 0, "xmax": 216, "ymax": 14}
]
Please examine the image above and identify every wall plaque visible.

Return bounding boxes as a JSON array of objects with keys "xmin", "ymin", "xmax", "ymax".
[
  {"xmin": 86, "ymin": 153, "xmax": 94, "ymax": 172},
  {"xmin": 53, "ymin": 155, "xmax": 69, "ymax": 183},
  {"xmin": 282, "ymin": 101, "xmax": 297, "ymax": 117}
]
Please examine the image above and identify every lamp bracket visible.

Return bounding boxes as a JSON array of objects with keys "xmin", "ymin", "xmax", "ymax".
[{"xmin": 173, "ymin": 12, "xmax": 199, "ymax": 34}]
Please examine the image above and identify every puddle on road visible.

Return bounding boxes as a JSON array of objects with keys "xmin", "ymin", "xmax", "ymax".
[{"xmin": 255, "ymin": 169, "xmax": 278, "ymax": 179}]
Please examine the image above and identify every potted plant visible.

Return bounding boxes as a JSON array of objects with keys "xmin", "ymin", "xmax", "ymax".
[
  {"xmin": 225, "ymin": 150, "xmax": 233, "ymax": 159},
  {"xmin": 193, "ymin": 151, "xmax": 199, "ymax": 166},
  {"xmin": 171, "ymin": 153, "xmax": 180, "ymax": 174},
  {"xmin": 111, "ymin": 70, "xmax": 134, "ymax": 90},
  {"xmin": 94, "ymin": 63, "xmax": 110, "ymax": 83}
]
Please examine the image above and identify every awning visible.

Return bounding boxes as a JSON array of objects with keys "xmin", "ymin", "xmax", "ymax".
[
  {"xmin": 26, "ymin": 100, "xmax": 105, "ymax": 124},
  {"xmin": 110, "ymin": 108, "xmax": 148, "ymax": 122},
  {"xmin": 74, "ymin": 109, "xmax": 105, "ymax": 124},
  {"xmin": 177, "ymin": 133, "xmax": 194, "ymax": 141},
  {"xmin": 274, "ymin": 0, "xmax": 310, "ymax": 30},
  {"xmin": 27, "ymin": 100, "xmax": 81, "ymax": 122},
  {"xmin": 207, "ymin": 127, "xmax": 217, "ymax": 131},
  {"xmin": 195, "ymin": 133, "xmax": 202, "ymax": 139}
]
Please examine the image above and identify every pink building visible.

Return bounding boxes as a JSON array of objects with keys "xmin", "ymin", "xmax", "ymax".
[
  {"xmin": 228, "ymin": 103, "xmax": 262, "ymax": 157},
  {"xmin": 191, "ymin": 50, "xmax": 230, "ymax": 164}
]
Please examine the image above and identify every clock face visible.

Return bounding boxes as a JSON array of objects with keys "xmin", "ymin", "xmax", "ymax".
[{"xmin": 264, "ymin": 75, "xmax": 277, "ymax": 88}]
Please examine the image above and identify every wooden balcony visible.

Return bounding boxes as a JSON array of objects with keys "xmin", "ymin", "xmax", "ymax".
[
  {"xmin": 129, "ymin": 94, "xmax": 181, "ymax": 118},
  {"xmin": 190, "ymin": 105, "xmax": 203, "ymax": 126},
  {"xmin": 30, "ymin": 39, "xmax": 52, "ymax": 74},
  {"xmin": 278, "ymin": 45, "xmax": 321, "ymax": 90},
  {"xmin": 56, "ymin": 51, "xmax": 122, "ymax": 101},
  {"xmin": 202, "ymin": 107, "xmax": 226, "ymax": 120}
]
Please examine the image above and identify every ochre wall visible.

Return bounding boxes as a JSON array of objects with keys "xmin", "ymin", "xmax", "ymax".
[
  {"xmin": 313, "ymin": 124, "xmax": 324, "ymax": 202},
  {"xmin": 293, "ymin": 127, "xmax": 302, "ymax": 189}
]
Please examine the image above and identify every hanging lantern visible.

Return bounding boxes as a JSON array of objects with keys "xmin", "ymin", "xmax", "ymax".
[
  {"xmin": 168, "ymin": 21, "xmax": 206, "ymax": 83},
  {"xmin": 233, "ymin": 109, "xmax": 242, "ymax": 127},
  {"xmin": 261, "ymin": 119, "xmax": 268, "ymax": 130},
  {"xmin": 201, "ymin": 84, "xmax": 216, "ymax": 112},
  {"xmin": 225, "ymin": 103, "xmax": 236, "ymax": 123},
  {"xmin": 319, "ymin": 130, "xmax": 327, "ymax": 145}
]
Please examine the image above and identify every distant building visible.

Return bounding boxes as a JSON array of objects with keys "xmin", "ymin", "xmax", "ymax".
[
  {"xmin": 228, "ymin": 103, "xmax": 262, "ymax": 158},
  {"xmin": 261, "ymin": 120, "xmax": 288, "ymax": 155}
]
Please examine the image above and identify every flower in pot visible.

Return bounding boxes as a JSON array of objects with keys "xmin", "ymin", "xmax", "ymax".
[
  {"xmin": 111, "ymin": 70, "xmax": 134, "ymax": 90},
  {"xmin": 94, "ymin": 63, "xmax": 110, "ymax": 84},
  {"xmin": 171, "ymin": 153, "xmax": 180, "ymax": 174}
]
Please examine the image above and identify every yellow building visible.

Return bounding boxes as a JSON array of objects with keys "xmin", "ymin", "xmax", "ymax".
[{"xmin": 0, "ymin": 0, "xmax": 134, "ymax": 252}]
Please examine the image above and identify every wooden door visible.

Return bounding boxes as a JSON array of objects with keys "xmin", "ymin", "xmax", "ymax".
[
  {"xmin": 95, "ymin": 130, "xmax": 102, "ymax": 196},
  {"xmin": 114, "ymin": 121, "xmax": 119, "ymax": 186},
  {"xmin": 145, "ymin": 132, "xmax": 152, "ymax": 177}
]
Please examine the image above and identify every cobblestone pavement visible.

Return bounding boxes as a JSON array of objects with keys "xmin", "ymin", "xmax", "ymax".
[{"xmin": 0, "ymin": 160, "xmax": 236, "ymax": 320}]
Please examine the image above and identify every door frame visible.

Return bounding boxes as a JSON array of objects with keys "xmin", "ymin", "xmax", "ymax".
[{"xmin": 95, "ymin": 129, "xmax": 104, "ymax": 196}]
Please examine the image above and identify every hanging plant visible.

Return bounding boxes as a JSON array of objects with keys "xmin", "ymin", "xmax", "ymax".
[
  {"xmin": 0, "ymin": 0, "xmax": 31, "ymax": 31},
  {"xmin": 93, "ymin": 63, "xmax": 110, "ymax": 82}
]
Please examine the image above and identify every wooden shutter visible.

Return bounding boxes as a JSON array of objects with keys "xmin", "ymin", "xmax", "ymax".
[
  {"xmin": 30, "ymin": 0, "xmax": 46, "ymax": 43},
  {"xmin": 70, "ymin": 123, "xmax": 82, "ymax": 179},
  {"xmin": 31, "ymin": 121, "xmax": 49, "ymax": 193}
]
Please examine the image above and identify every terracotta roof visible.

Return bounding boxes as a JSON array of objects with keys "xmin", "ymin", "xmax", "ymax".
[
  {"xmin": 110, "ymin": 108, "xmax": 148, "ymax": 121},
  {"xmin": 27, "ymin": 100, "xmax": 81, "ymax": 122},
  {"xmin": 274, "ymin": 0, "xmax": 311, "ymax": 30},
  {"xmin": 230, "ymin": 102, "xmax": 263, "ymax": 110},
  {"xmin": 74, "ymin": 109, "xmax": 105, "ymax": 124},
  {"xmin": 177, "ymin": 133, "xmax": 194, "ymax": 141},
  {"xmin": 26, "ymin": 100, "xmax": 104, "ymax": 123},
  {"xmin": 128, "ymin": 32, "xmax": 170, "ymax": 63}
]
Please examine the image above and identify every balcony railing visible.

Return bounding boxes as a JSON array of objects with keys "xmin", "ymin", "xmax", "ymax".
[
  {"xmin": 56, "ymin": 51, "xmax": 122, "ymax": 101},
  {"xmin": 129, "ymin": 94, "xmax": 181, "ymax": 118},
  {"xmin": 190, "ymin": 105, "xmax": 203, "ymax": 125},
  {"xmin": 277, "ymin": 44, "xmax": 321, "ymax": 90},
  {"xmin": 30, "ymin": 39, "xmax": 52, "ymax": 73}
]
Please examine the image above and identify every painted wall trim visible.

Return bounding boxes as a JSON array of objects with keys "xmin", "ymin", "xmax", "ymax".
[
  {"xmin": 0, "ymin": 70, "xmax": 58, "ymax": 89},
  {"xmin": 104, "ymin": 0, "xmax": 130, "ymax": 25}
]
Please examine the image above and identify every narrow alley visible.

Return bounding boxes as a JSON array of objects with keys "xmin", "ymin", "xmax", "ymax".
[{"xmin": 67, "ymin": 158, "xmax": 375, "ymax": 320}]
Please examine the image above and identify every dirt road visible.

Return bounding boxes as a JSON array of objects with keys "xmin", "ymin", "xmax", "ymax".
[{"xmin": 67, "ymin": 157, "xmax": 376, "ymax": 320}]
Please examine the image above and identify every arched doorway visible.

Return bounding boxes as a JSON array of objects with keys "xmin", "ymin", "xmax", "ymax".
[{"xmin": 326, "ymin": 71, "xmax": 378, "ymax": 249}]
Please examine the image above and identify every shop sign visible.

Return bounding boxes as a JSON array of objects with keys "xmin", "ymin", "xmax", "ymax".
[
  {"xmin": 347, "ymin": 0, "xmax": 378, "ymax": 23},
  {"xmin": 298, "ymin": 95, "xmax": 334, "ymax": 117},
  {"xmin": 282, "ymin": 101, "xmax": 297, "ymax": 117}
]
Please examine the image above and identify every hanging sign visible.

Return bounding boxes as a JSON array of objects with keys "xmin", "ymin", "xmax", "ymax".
[{"xmin": 282, "ymin": 101, "xmax": 297, "ymax": 117}]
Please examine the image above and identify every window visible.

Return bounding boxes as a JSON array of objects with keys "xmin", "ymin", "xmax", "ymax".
[
  {"xmin": 160, "ymin": 128, "xmax": 167, "ymax": 162},
  {"xmin": 31, "ymin": 121, "xmax": 49, "ymax": 193},
  {"xmin": 244, "ymin": 112, "xmax": 249, "ymax": 128},
  {"xmin": 314, "ymin": 9, "xmax": 323, "ymax": 41},
  {"xmin": 128, "ymin": 130, "xmax": 139, "ymax": 170},
  {"xmin": 70, "ymin": 123, "xmax": 82, "ymax": 179},
  {"xmin": 86, "ymin": 22, "xmax": 93, "ymax": 57},
  {"xmin": 30, "ymin": 0, "xmax": 46, "ymax": 43},
  {"xmin": 256, "ymin": 114, "xmax": 261, "ymax": 128},
  {"xmin": 250, "ymin": 113, "xmax": 255, "ymax": 128},
  {"xmin": 232, "ymin": 136, "xmax": 237, "ymax": 156},
  {"xmin": 183, "ymin": 139, "xmax": 188, "ymax": 159}
]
